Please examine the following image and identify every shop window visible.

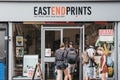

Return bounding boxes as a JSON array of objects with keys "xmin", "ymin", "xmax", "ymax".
[
  {"xmin": 13, "ymin": 24, "xmax": 41, "ymax": 77},
  {"xmin": 83, "ymin": 23, "xmax": 114, "ymax": 79}
]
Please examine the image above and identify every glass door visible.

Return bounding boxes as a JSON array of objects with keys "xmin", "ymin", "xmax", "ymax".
[
  {"xmin": 41, "ymin": 27, "xmax": 63, "ymax": 80},
  {"xmin": 41, "ymin": 26, "xmax": 84, "ymax": 80}
]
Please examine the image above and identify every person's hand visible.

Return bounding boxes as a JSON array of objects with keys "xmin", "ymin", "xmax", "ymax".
[{"xmin": 100, "ymin": 67, "xmax": 103, "ymax": 73}]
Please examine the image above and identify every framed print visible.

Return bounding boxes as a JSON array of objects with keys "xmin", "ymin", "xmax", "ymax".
[
  {"xmin": 23, "ymin": 55, "xmax": 38, "ymax": 77},
  {"xmin": 45, "ymin": 48, "xmax": 51, "ymax": 57},
  {"xmin": 16, "ymin": 36, "xmax": 23, "ymax": 46},
  {"xmin": 16, "ymin": 47, "xmax": 24, "ymax": 57}
]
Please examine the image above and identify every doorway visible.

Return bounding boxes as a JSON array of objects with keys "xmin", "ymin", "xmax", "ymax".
[
  {"xmin": 41, "ymin": 26, "xmax": 84, "ymax": 80},
  {"xmin": 0, "ymin": 23, "xmax": 8, "ymax": 80}
]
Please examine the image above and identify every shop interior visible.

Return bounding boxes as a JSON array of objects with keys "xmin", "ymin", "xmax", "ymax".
[{"xmin": 12, "ymin": 22, "xmax": 114, "ymax": 79}]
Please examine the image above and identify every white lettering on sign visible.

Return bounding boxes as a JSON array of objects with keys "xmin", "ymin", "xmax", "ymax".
[{"xmin": 99, "ymin": 29, "xmax": 113, "ymax": 36}]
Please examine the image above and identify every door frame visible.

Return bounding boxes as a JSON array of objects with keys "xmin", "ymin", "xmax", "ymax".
[{"xmin": 41, "ymin": 25, "xmax": 84, "ymax": 80}]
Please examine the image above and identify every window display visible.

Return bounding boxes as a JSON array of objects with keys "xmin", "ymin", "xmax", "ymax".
[{"xmin": 13, "ymin": 24, "xmax": 41, "ymax": 77}]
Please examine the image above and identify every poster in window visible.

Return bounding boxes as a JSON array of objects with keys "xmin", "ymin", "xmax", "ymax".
[
  {"xmin": 16, "ymin": 36, "xmax": 23, "ymax": 46},
  {"xmin": 45, "ymin": 48, "xmax": 51, "ymax": 57},
  {"xmin": 23, "ymin": 55, "xmax": 38, "ymax": 77},
  {"xmin": 16, "ymin": 47, "xmax": 24, "ymax": 57}
]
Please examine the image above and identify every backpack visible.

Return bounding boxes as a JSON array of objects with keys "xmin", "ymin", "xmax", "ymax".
[
  {"xmin": 82, "ymin": 51, "xmax": 89, "ymax": 63},
  {"xmin": 106, "ymin": 56, "xmax": 113, "ymax": 67},
  {"xmin": 67, "ymin": 48, "xmax": 77, "ymax": 64}
]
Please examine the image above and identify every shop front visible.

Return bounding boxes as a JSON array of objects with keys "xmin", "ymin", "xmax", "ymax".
[{"xmin": 0, "ymin": 1, "xmax": 119, "ymax": 80}]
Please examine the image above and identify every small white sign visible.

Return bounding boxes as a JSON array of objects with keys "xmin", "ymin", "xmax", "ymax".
[
  {"xmin": 99, "ymin": 36, "xmax": 113, "ymax": 42},
  {"xmin": 45, "ymin": 48, "xmax": 51, "ymax": 57},
  {"xmin": 99, "ymin": 29, "xmax": 113, "ymax": 42}
]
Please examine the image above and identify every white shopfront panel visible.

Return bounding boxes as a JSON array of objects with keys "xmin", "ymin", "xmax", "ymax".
[{"xmin": 0, "ymin": 2, "xmax": 120, "ymax": 21}]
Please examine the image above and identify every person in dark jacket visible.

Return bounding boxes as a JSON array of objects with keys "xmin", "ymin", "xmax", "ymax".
[
  {"xmin": 67, "ymin": 42, "xmax": 77, "ymax": 80},
  {"xmin": 55, "ymin": 43, "xmax": 68, "ymax": 80}
]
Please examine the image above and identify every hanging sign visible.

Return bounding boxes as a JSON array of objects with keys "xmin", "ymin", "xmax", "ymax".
[
  {"xmin": 99, "ymin": 29, "xmax": 113, "ymax": 42},
  {"xmin": 99, "ymin": 29, "xmax": 113, "ymax": 36},
  {"xmin": 45, "ymin": 48, "xmax": 51, "ymax": 57}
]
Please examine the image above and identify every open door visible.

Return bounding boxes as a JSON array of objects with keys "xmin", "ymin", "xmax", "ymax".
[{"xmin": 41, "ymin": 26, "xmax": 84, "ymax": 80}]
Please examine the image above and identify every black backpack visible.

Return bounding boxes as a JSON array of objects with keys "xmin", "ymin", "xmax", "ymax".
[{"xmin": 67, "ymin": 48, "xmax": 77, "ymax": 64}]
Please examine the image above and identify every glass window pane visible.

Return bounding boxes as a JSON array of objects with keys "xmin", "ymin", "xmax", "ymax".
[{"xmin": 45, "ymin": 30, "xmax": 61, "ymax": 57}]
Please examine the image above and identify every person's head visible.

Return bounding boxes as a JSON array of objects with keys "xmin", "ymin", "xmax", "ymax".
[
  {"xmin": 65, "ymin": 43, "xmax": 69, "ymax": 48},
  {"xmin": 96, "ymin": 47, "xmax": 104, "ymax": 55},
  {"xmin": 60, "ymin": 43, "xmax": 65, "ymax": 49},
  {"xmin": 69, "ymin": 41, "xmax": 73, "ymax": 47}
]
